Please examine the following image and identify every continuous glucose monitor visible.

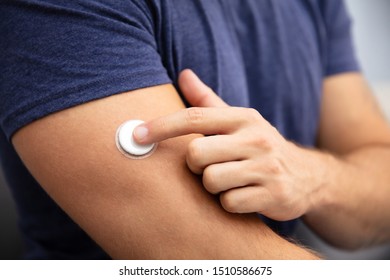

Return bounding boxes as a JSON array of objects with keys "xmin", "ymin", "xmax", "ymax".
[{"xmin": 115, "ymin": 120, "xmax": 156, "ymax": 159}]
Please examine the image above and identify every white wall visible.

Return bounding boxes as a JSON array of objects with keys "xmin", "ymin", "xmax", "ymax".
[
  {"xmin": 347, "ymin": 0, "xmax": 390, "ymax": 119},
  {"xmin": 346, "ymin": 0, "xmax": 390, "ymax": 83}
]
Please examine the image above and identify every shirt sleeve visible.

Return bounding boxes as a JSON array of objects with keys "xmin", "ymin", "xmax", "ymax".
[
  {"xmin": 321, "ymin": 0, "xmax": 360, "ymax": 76},
  {"xmin": 0, "ymin": 0, "xmax": 171, "ymax": 140}
]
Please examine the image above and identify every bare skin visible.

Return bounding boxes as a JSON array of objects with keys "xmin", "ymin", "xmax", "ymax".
[
  {"xmin": 135, "ymin": 69, "xmax": 390, "ymax": 250},
  {"xmin": 12, "ymin": 82, "xmax": 318, "ymax": 259}
]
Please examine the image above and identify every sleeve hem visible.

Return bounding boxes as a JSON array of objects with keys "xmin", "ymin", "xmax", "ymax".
[{"xmin": 4, "ymin": 72, "xmax": 171, "ymax": 141}]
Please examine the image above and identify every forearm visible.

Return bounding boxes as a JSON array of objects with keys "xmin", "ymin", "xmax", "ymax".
[{"xmin": 304, "ymin": 145, "xmax": 390, "ymax": 249}]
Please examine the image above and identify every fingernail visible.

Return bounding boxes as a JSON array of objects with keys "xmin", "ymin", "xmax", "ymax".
[{"xmin": 133, "ymin": 126, "xmax": 149, "ymax": 142}]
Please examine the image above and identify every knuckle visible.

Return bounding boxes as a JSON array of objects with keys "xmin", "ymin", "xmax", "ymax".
[
  {"xmin": 245, "ymin": 108, "xmax": 262, "ymax": 122},
  {"xmin": 185, "ymin": 107, "xmax": 204, "ymax": 125},
  {"xmin": 266, "ymin": 158, "xmax": 282, "ymax": 175},
  {"xmin": 187, "ymin": 139, "xmax": 202, "ymax": 165},
  {"xmin": 202, "ymin": 166, "xmax": 219, "ymax": 194},
  {"xmin": 186, "ymin": 160, "xmax": 203, "ymax": 175},
  {"xmin": 250, "ymin": 136, "xmax": 272, "ymax": 150},
  {"xmin": 272, "ymin": 182, "xmax": 290, "ymax": 203},
  {"xmin": 220, "ymin": 192, "xmax": 240, "ymax": 213}
]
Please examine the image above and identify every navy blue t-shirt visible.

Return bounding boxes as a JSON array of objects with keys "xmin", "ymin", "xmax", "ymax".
[{"xmin": 0, "ymin": 0, "xmax": 359, "ymax": 259}]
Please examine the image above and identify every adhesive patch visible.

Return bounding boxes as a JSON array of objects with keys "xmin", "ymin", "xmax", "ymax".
[{"xmin": 115, "ymin": 120, "xmax": 156, "ymax": 159}]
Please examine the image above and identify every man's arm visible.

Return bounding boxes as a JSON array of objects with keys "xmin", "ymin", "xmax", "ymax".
[
  {"xmin": 133, "ymin": 71, "xmax": 390, "ymax": 251},
  {"xmin": 303, "ymin": 73, "xmax": 390, "ymax": 249},
  {"xmin": 11, "ymin": 84, "xmax": 317, "ymax": 259}
]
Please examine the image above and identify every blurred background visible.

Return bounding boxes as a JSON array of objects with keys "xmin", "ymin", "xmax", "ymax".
[
  {"xmin": 294, "ymin": 0, "xmax": 390, "ymax": 259},
  {"xmin": 1, "ymin": 0, "xmax": 389, "ymax": 259}
]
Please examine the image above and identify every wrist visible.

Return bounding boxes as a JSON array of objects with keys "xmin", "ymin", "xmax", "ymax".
[{"xmin": 302, "ymin": 147, "xmax": 340, "ymax": 215}]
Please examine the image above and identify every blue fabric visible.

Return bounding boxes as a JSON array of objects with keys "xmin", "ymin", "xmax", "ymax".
[{"xmin": 0, "ymin": 0, "xmax": 359, "ymax": 259}]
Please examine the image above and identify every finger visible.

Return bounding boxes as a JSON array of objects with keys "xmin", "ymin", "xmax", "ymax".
[
  {"xmin": 219, "ymin": 186, "xmax": 273, "ymax": 214},
  {"xmin": 201, "ymin": 161, "xmax": 261, "ymax": 194},
  {"xmin": 179, "ymin": 69, "xmax": 228, "ymax": 107},
  {"xmin": 134, "ymin": 107, "xmax": 254, "ymax": 144},
  {"xmin": 186, "ymin": 135, "xmax": 252, "ymax": 174}
]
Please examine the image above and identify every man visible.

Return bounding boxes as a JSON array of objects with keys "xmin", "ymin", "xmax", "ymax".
[{"xmin": 1, "ymin": 0, "xmax": 388, "ymax": 259}]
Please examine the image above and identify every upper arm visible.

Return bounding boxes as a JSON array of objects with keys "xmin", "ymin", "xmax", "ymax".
[
  {"xmin": 318, "ymin": 73, "xmax": 390, "ymax": 154},
  {"xmin": 12, "ymin": 84, "xmax": 313, "ymax": 259},
  {"xmin": 12, "ymin": 84, "xmax": 214, "ymax": 259}
]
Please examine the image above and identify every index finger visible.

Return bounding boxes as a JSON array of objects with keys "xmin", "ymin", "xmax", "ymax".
[{"xmin": 133, "ymin": 107, "xmax": 255, "ymax": 144}]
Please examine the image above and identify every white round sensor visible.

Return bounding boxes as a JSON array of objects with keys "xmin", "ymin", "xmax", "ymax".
[{"xmin": 116, "ymin": 120, "xmax": 156, "ymax": 159}]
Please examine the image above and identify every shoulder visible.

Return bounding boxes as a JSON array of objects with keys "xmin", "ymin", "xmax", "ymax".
[{"xmin": 0, "ymin": 0, "xmax": 170, "ymax": 140}]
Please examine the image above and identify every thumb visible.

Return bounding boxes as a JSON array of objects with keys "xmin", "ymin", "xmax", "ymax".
[{"xmin": 178, "ymin": 69, "xmax": 228, "ymax": 107}]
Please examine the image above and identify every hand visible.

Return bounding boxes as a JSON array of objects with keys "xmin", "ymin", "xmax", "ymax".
[{"xmin": 134, "ymin": 69, "xmax": 326, "ymax": 221}]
